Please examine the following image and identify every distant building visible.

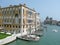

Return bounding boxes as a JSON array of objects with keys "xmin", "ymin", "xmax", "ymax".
[
  {"xmin": 57, "ymin": 21, "xmax": 60, "ymax": 26},
  {"xmin": 44, "ymin": 16, "xmax": 58, "ymax": 25},
  {"xmin": 52, "ymin": 20, "xmax": 58, "ymax": 25},
  {"xmin": 0, "ymin": 4, "xmax": 40, "ymax": 34},
  {"xmin": 44, "ymin": 17, "xmax": 52, "ymax": 24}
]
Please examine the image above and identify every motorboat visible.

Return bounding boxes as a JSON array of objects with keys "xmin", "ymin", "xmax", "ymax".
[{"xmin": 52, "ymin": 29, "xmax": 58, "ymax": 32}]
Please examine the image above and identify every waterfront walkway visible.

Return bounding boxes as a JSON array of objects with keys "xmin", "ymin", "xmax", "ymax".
[{"xmin": 0, "ymin": 32, "xmax": 27, "ymax": 45}]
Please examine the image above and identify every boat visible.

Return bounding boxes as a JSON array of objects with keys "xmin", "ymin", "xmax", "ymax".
[
  {"xmin": 52, "ymin": 29, "xmax": 58, "ymax": 32},
  {"xmin": 31, "ymin": 29, "xmax": 43, "ymax": 37},
  {"xmin": 31, "ymin": 27, "xmax": 44, "ymax": 37},
  {"xmin": 17, "ymin": 35, "xmax": 40, "ymax": 41}
]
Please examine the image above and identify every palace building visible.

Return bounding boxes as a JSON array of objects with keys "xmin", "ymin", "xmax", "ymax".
[{"xmin": 0, "ymin": 4, "xmax": 40, "ymax": 34}]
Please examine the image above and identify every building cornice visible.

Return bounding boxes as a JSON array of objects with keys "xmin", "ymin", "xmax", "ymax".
[{"xmin": 1, "ymin": 4, "xmax": 36, "ymax": 12}]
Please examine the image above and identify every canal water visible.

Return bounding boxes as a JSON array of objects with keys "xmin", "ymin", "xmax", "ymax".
[{"xmin": 7, "ymin": 25, "xmax": 60, "ymax": 45}]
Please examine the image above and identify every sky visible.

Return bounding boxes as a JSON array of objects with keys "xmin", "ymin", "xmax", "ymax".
[{"xmin": 0, "ymin": 0, "xmax": 60, "ymax": 21}]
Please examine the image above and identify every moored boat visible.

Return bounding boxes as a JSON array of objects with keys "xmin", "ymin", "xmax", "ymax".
[{"xmin": 17, "ymin": 35, "xmax": 40, "ymax": 41}]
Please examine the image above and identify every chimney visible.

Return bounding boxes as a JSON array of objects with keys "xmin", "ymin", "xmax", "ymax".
[
  {"xmin": 33, "ymin": 8, "xmax": 35, "ymax": 10},
  {"xmin": 33, "ymin": 8, "xmax": 35, "ymax": 11},
  {"xmin": 23, "ymin": 3, "xmax": 26, "ymax": 6},
  {"xmin": 38, "ymin": 13, "xmax": 40, "ymax": 15},
  {"xmin": 9, "ymin": 5, "xmax": 12, "ymax": 7}
]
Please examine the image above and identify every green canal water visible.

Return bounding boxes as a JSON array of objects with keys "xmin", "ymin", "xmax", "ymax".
[{"xmin": 7, "ymin": 25, "xmax": 60, "ymax": 45}]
